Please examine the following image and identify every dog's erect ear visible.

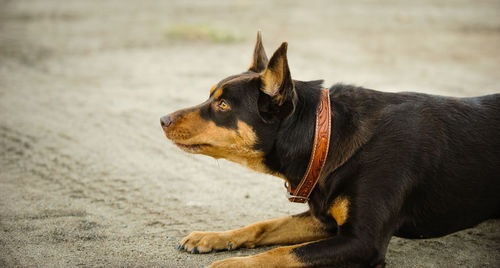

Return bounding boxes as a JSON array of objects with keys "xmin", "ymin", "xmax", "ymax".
[
  {"xmin": 257, "ymin": 42, "xmax": 296, "ymax": 123},
  {"xmin": 248, "ymin": 30, "xmax": 268, "ymax": 73},
  {"xmin": 260, "ymin": 42, "xmax": 295, "ymax": 105}
]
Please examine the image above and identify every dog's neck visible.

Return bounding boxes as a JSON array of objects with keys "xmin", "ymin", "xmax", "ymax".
[
  {"xmin": 266, "ymin": 82, "xmax": 375, "ymax": 197},
  {"xmin": 264, "ymin": 80, "xmax": 325, "ymax": 189}
]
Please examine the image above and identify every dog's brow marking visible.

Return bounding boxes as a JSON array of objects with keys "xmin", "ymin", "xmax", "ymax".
[
  {"xmin": 330, "ymin": 196, "xmax": 350, "ymax": 226},
  {"xmin": 214, "ymin": 88, "xmax": 224, "ymax": 100},
  {"xmin": 209, "ymin": 85, "xmax": 218, "ymax": 95}
]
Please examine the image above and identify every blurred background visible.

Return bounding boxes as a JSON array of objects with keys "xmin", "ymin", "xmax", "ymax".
[{"xmin": 1, "ymin": 0, "xmax": 499, "ymax": 267}]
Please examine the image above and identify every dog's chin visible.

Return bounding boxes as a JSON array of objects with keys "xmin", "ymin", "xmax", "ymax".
[{"xmin": 174, "ymin": 142, "xmax": 210, "ymax": 154}]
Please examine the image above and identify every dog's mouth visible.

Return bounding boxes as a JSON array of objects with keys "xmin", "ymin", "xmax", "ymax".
[{"xmin": 174, "ymin": 142, "xmax": 211, "ymax": 153}]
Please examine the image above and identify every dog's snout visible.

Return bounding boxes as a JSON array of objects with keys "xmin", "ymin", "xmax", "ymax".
[{"xmin": 160, "ymin": 115, "xmax": 173, "ymax": 128}]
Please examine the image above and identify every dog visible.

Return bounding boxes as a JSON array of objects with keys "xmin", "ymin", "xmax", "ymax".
[{"xmin": 161, "ymin": 31, "xmax": 500, "ymax": 267}]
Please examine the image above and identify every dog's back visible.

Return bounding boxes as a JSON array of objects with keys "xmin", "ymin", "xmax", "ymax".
[
  {"xmin": 351, "ymin": 89, "xmax": 500, "ymax": 238},
  {"xmin": 408, "ymin": 93, "xmax": 500, "ymax": 237}
]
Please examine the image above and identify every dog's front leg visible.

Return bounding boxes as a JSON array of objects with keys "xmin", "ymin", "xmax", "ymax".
[
  {"xmin": 179, "ymin": 212, "xmax": 329, "ymax": 254},
  {"xmin": 208, "ymin": 243, "xmax": 305, "ymax": 268}
]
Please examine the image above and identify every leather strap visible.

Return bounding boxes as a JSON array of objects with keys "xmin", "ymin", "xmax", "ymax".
[{"xmin": 287, "ymin": 89, "xmax": 331, "ymax": 203}]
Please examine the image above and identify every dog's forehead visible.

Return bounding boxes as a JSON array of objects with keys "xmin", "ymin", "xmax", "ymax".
[{"xmin": 210, "ymin": 72, "xmax": 259, "ymax": 99}]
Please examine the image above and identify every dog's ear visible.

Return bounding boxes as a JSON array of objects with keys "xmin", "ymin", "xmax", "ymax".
[
  {"xmin": 260, "ymin": 42, "xmax": 295, "ymax": 105},
  {"xmin": 257, "ymin": 42, "xmax": 296, "ymax": 123},
  {"xmin": 248, "ymin": 30, "xmax": 268, "ymax": 73}
]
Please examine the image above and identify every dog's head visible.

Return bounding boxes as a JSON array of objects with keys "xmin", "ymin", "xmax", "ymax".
[{"xmin": 161, "ymin": 31, "xmax": 296, "ymax": 175}]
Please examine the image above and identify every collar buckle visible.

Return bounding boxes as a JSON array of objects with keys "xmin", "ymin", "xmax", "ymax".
[{"xmin": 284, "ymin": 181, "xmax": 310, "ymax": 202}]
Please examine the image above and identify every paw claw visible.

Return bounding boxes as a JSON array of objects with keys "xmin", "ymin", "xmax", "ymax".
[
  {"xmin": 177, "ymin": 244, "xmax": 184, "ymax": 251},
  {"xmin": 190, "ymin": 247, "xmax": 199, "ymax": 254}
]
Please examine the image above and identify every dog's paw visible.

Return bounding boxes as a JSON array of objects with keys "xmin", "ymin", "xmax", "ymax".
[
  {"xmin": 207, "ymin": 257, "xmax": 253, "ymax": 268},
  {"xmin": 178, "ymin": 231, "xmax": 236, "ymax": 254}
]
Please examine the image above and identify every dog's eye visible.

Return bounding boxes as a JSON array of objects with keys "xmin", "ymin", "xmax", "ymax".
[{"xmin": 217, "ymin": 100, "xmax": 230, "ymax": 111}]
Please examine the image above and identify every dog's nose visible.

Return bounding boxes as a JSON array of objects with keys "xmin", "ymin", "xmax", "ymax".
[{"xmin": 160, "ymin": 115, "xmax": 173, "ymax": 128}]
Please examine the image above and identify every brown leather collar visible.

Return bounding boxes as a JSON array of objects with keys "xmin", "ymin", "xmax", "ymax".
[{"xmin": 286, "ymin": 89, "xmax": 331, "ymax": 203}]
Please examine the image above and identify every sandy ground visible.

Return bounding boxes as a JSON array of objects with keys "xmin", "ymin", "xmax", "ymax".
[{"xmin": 1, "ymin": 0, "xmax": 499, "ymax": 267}]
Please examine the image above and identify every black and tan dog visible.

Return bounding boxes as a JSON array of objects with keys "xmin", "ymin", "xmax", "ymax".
[{"xmin": 161, "ymin": 31, "xmax": 500, "ymax": 267}]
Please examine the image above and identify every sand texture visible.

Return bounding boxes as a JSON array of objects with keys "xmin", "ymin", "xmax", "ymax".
[{"xmin": 1, "ymin": 0, "xmax": 499, "ymax": 267}]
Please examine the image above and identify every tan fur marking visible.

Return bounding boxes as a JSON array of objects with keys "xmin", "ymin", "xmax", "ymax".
[
  {"xmin": 260, "ymin": 43, "xmax": 290, "ymax": 104},
  {"xmin": 237, "ymin": 215, "xmax": 328, "ymax": 248},
  {"xmin": 200, "ymin": 120, "xmax": 267, "ymax": 172},
  {"xmin": 213, "ymin": 88, "xmax": 223, "ymax": 100},
  {"xmin": 329, "ymin": 196, "xmax": 350, "ymax": 226},
  {"xmin": 209, "ymin": 84, "xmax": 217, "ymax": 95},
  {"xmin": 262, "ymin": 64, "xmax": 284, "ymax": 98},
  {"xmin": 208, "ymin": 244, "xmax": 304, "ymax": 268}
]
